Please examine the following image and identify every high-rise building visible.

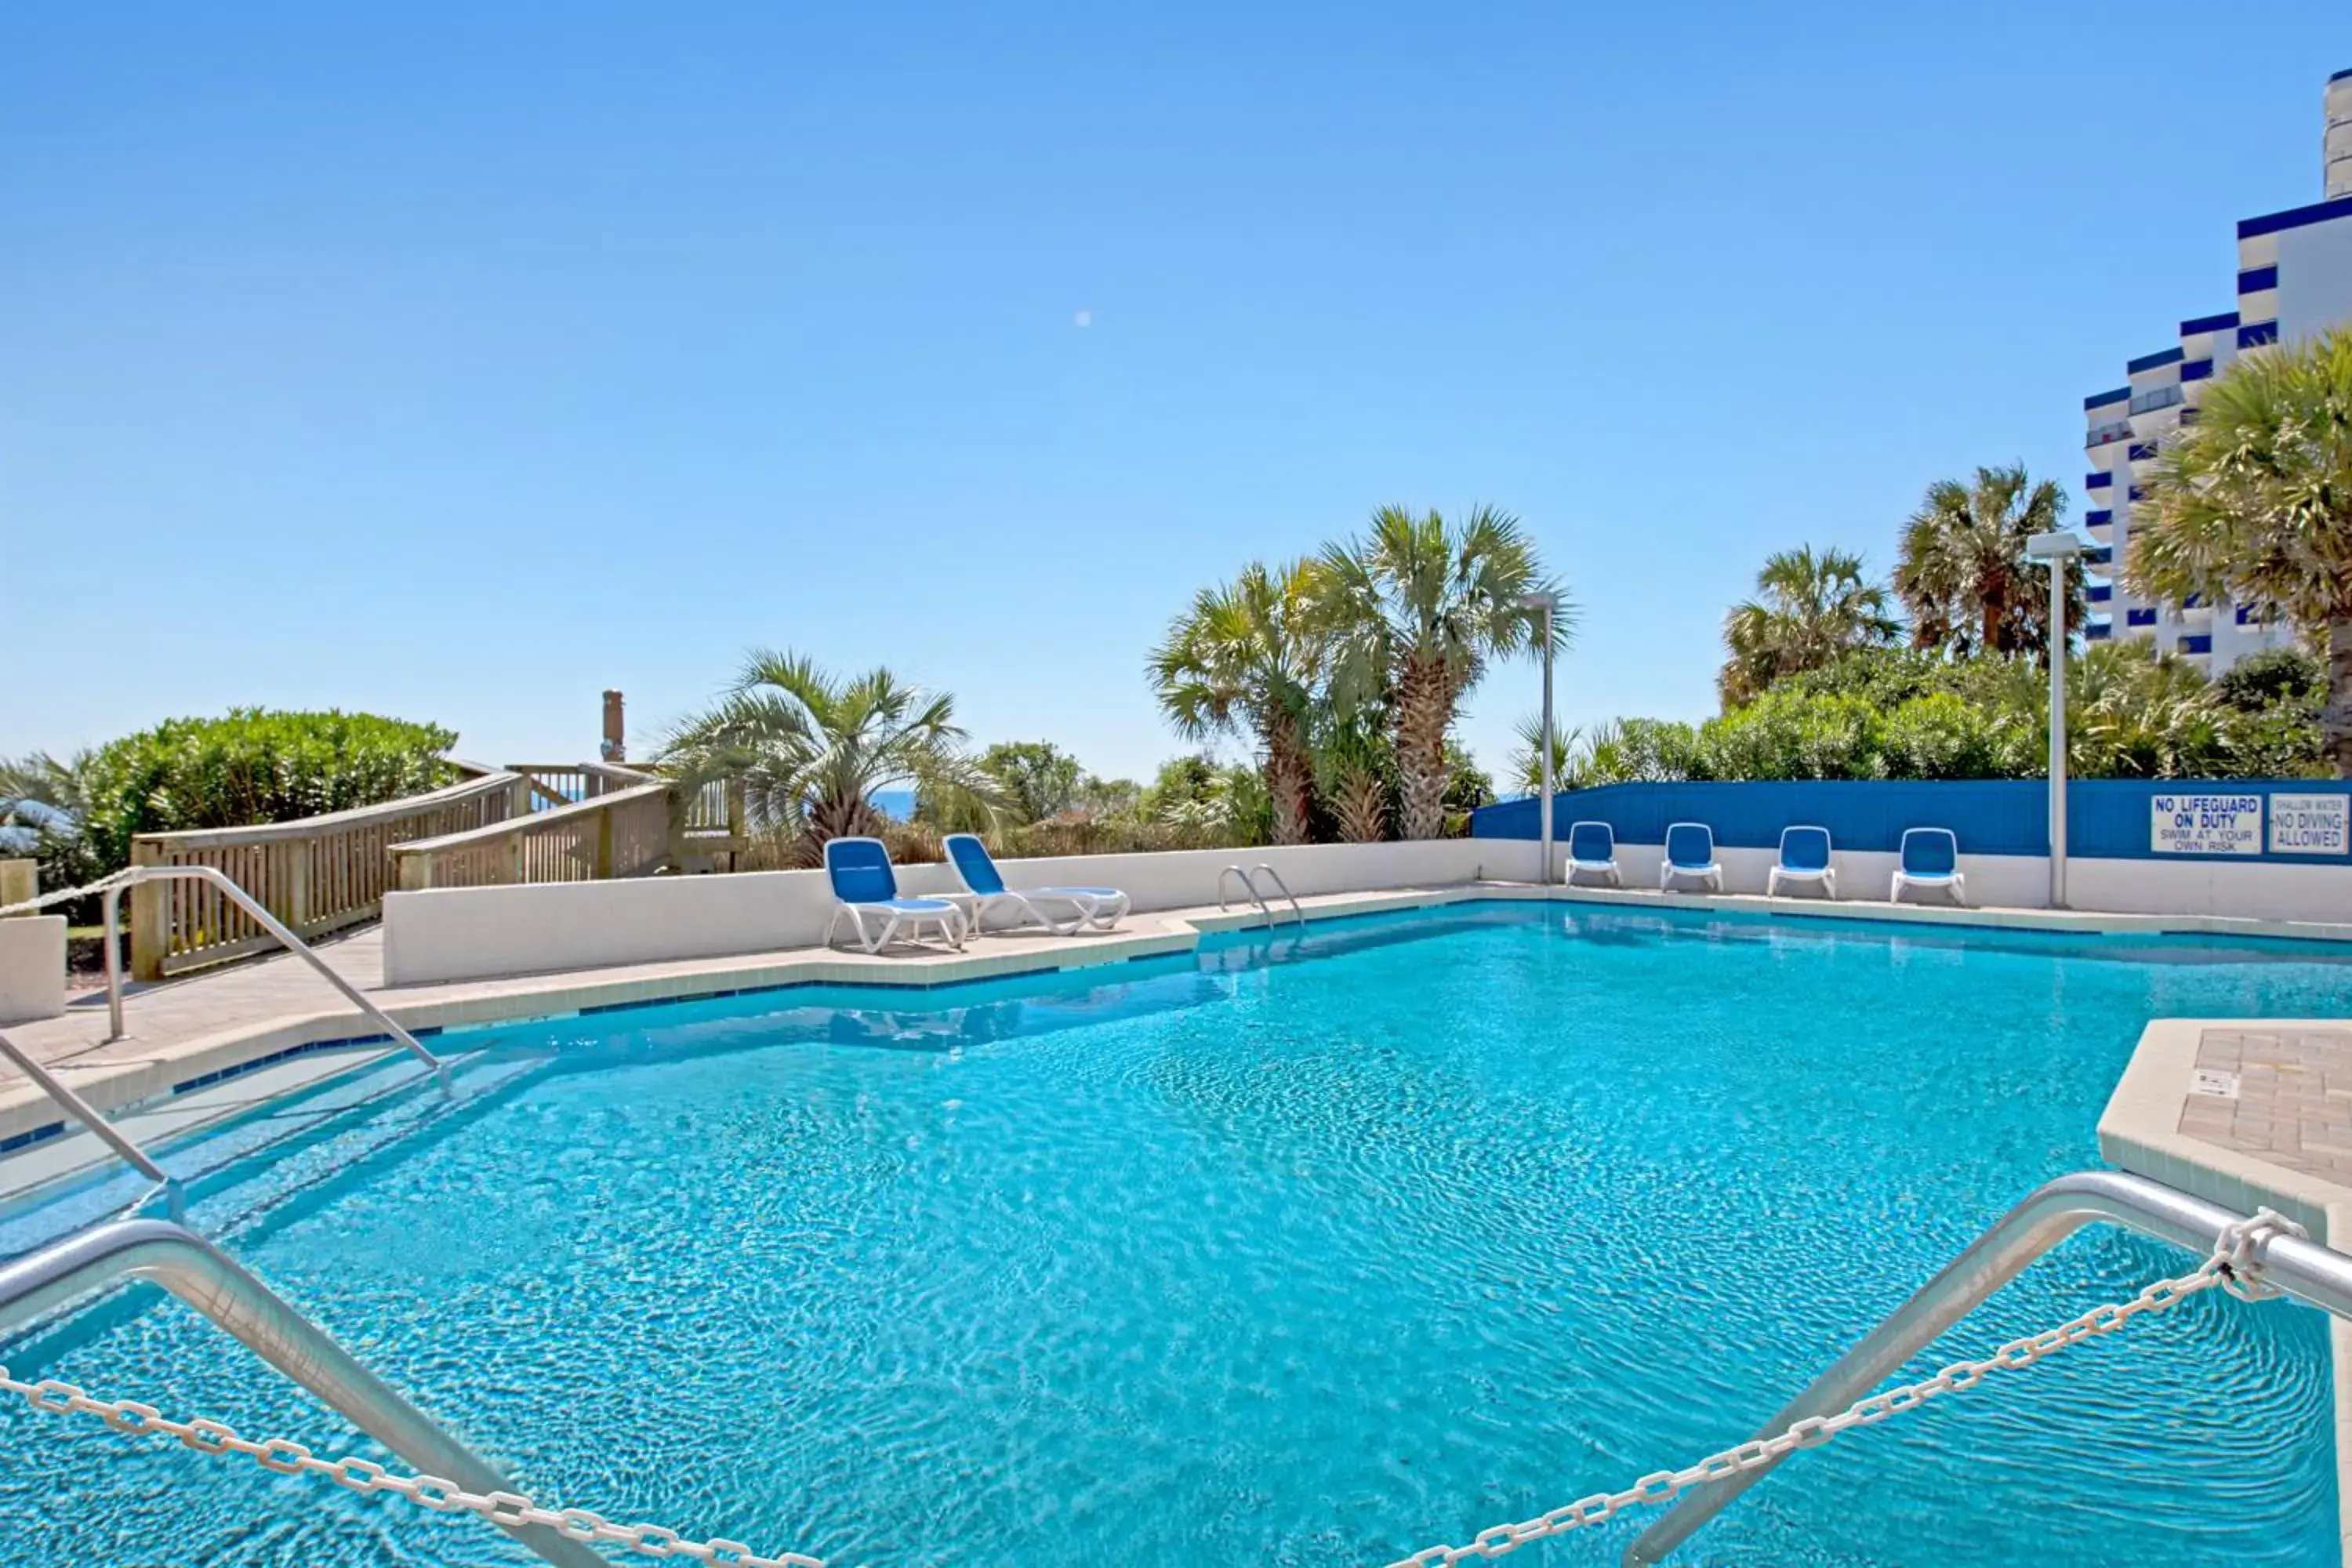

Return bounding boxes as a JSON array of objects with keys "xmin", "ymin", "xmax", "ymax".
[{"xmin": 2079, "ymin": 69, "xmax": 2352, "ymax": 672}]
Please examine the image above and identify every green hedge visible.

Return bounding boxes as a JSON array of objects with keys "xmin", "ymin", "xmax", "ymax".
[{"xmin": 78, "ymin": 709, "xmax": 458, "ymax": 872}]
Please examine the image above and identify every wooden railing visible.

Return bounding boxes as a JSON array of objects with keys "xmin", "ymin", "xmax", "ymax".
[
  {"xmin": 389, "ymin": 781, "xmax": 673, "ymax": 891},
  {"xmin": 129, "ymin": 772, "xmax": 522, "ymax": 978},
  {"xmin": 127, "ymin": 761, "xmax": 749, "ymax": 976}
]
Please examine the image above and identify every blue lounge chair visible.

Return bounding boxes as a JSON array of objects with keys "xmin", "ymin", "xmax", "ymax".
[
  {"xmin": 1890, "ymin": 827, "xmax": 1966, "ymax": 906},
  {"xmin": 1768, "ymin": 825, "xmax": 1836, "ymax": 899},
  {"xmin": 1659, "ymin": 822, "xmax": 1722, "ymax": 892},
  {"xmin": 823, "ymin": 837, "xmax": 967, "ymax": 953},
  {"xmin": 939, "ymin": 833, "xmax": 1130, "ymax": 936},
  {"xmin": 1565, "ymin": 820, "xmax": 1621, "ymax": 887}
]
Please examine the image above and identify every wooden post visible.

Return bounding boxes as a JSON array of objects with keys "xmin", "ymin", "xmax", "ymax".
[
  {"xmin": 0, "ymin": 859, "xmax": 34, "ymax": 913},
  {"xmin": 285, "ymin": 839, "xmax": 311, "ymax": 937},
  {"xmin": 595, "ymin": 802, "xmax": 615, "ymax": 879},
  {"xmin": 129, "ymin": 840, "xmax": 167, "ymax": 982}
]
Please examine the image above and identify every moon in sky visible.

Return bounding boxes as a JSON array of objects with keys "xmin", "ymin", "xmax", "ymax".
[{"xmin": 1073, "ymin": 309, "xmax": 1092, "ymax": 328}]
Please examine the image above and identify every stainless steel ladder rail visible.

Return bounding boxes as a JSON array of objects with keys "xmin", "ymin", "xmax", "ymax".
[
  {"xmin": 0, "ymin": 1029, "xmax": 183, "ymax": 1223},
  {"xmin": 1248, "ymin": 863, "xmax": 1305, "ymax": 925},
  {"xmin": 1624, "ymin": 1169, "xmax": 2352, "ymax": 1565},
  {"xmin": 100, "ymin": 865, "xmax": 448, "ymax": 1094},
  {"xmin": 1217, "ymin": 866, "xmax": 1272, "ymax": 924},
  {"xmin": 0, "ymin": 1218, "xmax": 604, "ymax": 1568}
]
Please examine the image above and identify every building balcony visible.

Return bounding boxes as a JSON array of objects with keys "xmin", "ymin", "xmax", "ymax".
[
  {"xmin": 2085, "ymin": 510, "xmax": 2114, "ymax": 540},
  {"xmin": 2239, "ymin": 264, "xmax": 2280, "ymax": 294},
  {"xmin": 2126, "ymin": 442, "xmax": 2159, "ymax": 463},
  {"xmin": 2085, "ymin": 546, "xmax": 2115, "ymax": 575},
  {"xmin": 2238, "ymin": 321, "xmax": 2280, "ymax": 349},
  {"xmin": 2180, "ymin": 594, "xmax": 2212, "ymax": 620},
  {"xmin": 2181, "ymin": 358, "xmax": 2215, "ymax": 383},
  {"xmin": 2180, "ymin": 633, "xmax": 2213, "ymax": 656},
  {"xmin": 2085, "ymin": 418, "xmax": 2133, "ymax": 448},
  {"xmin": 2084, "ymin": 471, "xmax": 2112, "ymax": 492},
  {"xmin": 2125, "ymin": 607, "xmax": 2158, "ymax": 627},
  {"xmin": 2085, "ymin": 621, "xmax": 2113, "ymax": 641},
  {"xmin": 2088, "ymin": 583, "xmax": 2113, "ymax": 604},
  {"xmin": 2129, "ymin": 385, "xmax": 2183, "ymax": 416}
]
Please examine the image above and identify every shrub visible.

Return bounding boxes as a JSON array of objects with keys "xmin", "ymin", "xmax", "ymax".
[
  {"xmin": 76, "ymin": 709, "xmax": 457, "ymax": 873},
  {"xmin": 1695, "ymin": 689, "xmax": 1885, "ymax": 781},
  {"xmin": 1881, "ymin": 692, "xmax": 2003, "ymax": 779}
]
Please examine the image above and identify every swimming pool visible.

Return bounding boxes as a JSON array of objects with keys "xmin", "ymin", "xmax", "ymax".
[{"xmin": 1, "ymin": 901, "xmax": 2345, "ymax": 1566}]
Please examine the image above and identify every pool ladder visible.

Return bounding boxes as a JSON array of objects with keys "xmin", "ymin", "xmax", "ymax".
[
  {"xmin": 1621, "ymin": 1168, "xmax": 2352, "ymax": 1564},
  {"xmin": 0, "ymin": 1218, "xmax": 604, "ymax": 1566},
  {"xmin": 1218, "ymin": 864, "xmax": 1304, "ymax": 927}
]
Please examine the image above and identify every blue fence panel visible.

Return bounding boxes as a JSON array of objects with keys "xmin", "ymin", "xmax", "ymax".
[{"xmin": 1471, "ymin": 779, "xmax": 2352, "ymax": 865}]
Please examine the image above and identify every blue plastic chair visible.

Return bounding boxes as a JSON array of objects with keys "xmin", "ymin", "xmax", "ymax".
[
  {"xmin": 1890, "ymin": 827, "xmax": 1966, "ymax": 906},
  {"xmin": 822, "ymin": 837, "xmax": 966, "ymax": 953},
  {"xmin": 1769, "ymin": 825, "xmax": 1836, "ymax": 899},
  {"xmin": 941, "ymin": 833, "xmax": 1130, "ymax": 936},
  {"xmin": 1565, "ymin": 820, "xmax": 1621, "ymax": 887},
  {"xmin": 1659, "ymin": 822, "xmax": 1722, "ymax": 893}
]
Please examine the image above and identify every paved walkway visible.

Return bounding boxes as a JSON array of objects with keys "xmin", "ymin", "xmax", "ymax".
[{"xmin": 2180, "ymin": 1027, "xmax": 2352, "ymax": 1188}]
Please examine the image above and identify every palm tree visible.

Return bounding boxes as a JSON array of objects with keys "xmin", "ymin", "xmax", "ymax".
[
  {"xmin": 2131, "ymin": 327, "xmax": 2352, "ymax": 776},
  {"xmin": 1321, "ymin": 505, "xmax": 1568, "ymax": 841},
  {"xmin": 1311, "ymin": 702, "xmax": 1393, "ymax": 844},
  {"xmin": 1894, "ymin": 464, "xmax": 2082, "ymax": 659},
  {"xmin": 1148, "ymin": 560, "xmax": 1325, "ymax": 844},
  {"xmin": 1719, "ymin": 546, "xmax": 1900, "ymax": 705},
  {"xmin": 661, "ymin": 650, "xmax": 1000, "ymax": 862}
]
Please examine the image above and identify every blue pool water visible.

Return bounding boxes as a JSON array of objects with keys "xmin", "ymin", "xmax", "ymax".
[{"xmin": 2, "ymin": 902, "xmax": 2349, "ymax": 1566}]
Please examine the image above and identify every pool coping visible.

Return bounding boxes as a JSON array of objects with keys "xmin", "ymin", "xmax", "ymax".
[{"xmin": 2102, "ymin": 1019, "xmax": 2352, "ymax": 1563}]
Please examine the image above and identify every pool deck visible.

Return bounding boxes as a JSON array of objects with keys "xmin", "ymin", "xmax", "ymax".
[{"xmin": 6, "ymin": 876, "xmax": 2352, "ymax": 1558}]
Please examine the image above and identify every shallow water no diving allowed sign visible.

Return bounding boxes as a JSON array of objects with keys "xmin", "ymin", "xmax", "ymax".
[{"xmin": 2147, "ymin": 791, "xmax": 2350, "ymax": 856}]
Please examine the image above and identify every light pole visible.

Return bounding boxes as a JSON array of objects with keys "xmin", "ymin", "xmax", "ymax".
[
  {"xmin": 2025, "ymin": 531, "xmax": 2084, "ymax": 909},
  {"xmin": 1519, "ymin": 592, "xmax": 1559, "ymax": 886}
]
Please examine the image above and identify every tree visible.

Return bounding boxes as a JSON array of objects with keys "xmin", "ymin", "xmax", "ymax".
[
  {"xmin": 976, "ymin": 741, "xmax": 1084, "ymax": 824},
  {"xmin": 1321, "ymin": 505, "xmax": 1568, "ymax": 840},
  {"xmin": 662, "ymin": 649, "xmax": 1000, "ymax": 862},
  {"xmin": 1148, "ymin": 559, "xmax": 1325, "ymax": 845},
  {"xmin": 1893, "ymin": 464, "xmax": 2082, "ymax": 659},
  {"xmin": 1719, "ymin": 546, "xmax": 1900, "ymax": 705},
  {"xmin": 2131, "ymin": 328, "xmax": 2352, "ymax": 775}
]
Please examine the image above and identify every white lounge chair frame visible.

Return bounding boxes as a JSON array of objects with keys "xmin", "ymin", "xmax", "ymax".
[
  {"xmin": 939, "ymin": 833, "xmax": 1131, "ymax": 937},
  {"xmin": 1564, "ymin": 821, "xmax": 1622, "ymax": 887},
  {"xmin": 1766, "ymin": 826, "xmax": 1837, "ymax": 900},
  {"xmin": 823, "ymin": 837, "xmax": 968, "ymax": 954},
  {"xmin": 1659, "ymin": 822, "xmax": 1723, "ymax": 893},
  {"xmin": 1889, "ymin": 827, "xmax": 1969, "ymax": 907}
]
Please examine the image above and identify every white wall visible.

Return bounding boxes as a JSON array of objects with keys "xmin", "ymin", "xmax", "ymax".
[
  {"xmin": 1564, "ymin": 842, "xmax": 2352, "ymax": 921},
  {"xmin": 1567, "ymin": 845, "xmax": 2043, "ymax": 908},
  {"xmin": 383, "ymin": 838, "xmax": 1532, "ymax": 985},
  {"xmin": 2279, "ymin": 213, "xmax": 2352, "ymax": 343}
]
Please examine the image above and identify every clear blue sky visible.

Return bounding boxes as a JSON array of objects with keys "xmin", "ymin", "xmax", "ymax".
[{"xmin": 5, "ymin": 5, "xmax": 2348, "ymax": 785}]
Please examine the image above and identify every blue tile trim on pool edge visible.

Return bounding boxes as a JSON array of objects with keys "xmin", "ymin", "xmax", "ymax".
[
  {"xmin": 0, "ymin": 1120, "xmax": 67, "ymax": 1156},
  {"xmin": 170, "ymin": 1033, "xmax": 400, "ymax": 1095}
]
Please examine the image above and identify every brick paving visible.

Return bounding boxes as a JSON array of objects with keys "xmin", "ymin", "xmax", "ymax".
[{"xmin": 2180, "ymin": 1028, "xmax": 2352, "ymax": 1186}]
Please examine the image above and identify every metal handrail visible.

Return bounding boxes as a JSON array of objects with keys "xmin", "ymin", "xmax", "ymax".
[
  {"xmin": 1623, "ymin": 1169, "xmax": 2352, "ymax": 1565},
  {"xmin": 100, "ymin": 866, "xmax": 449, "ymax": 1094},
  {"xmin": 1249, "ymin": 863, "xmax": 1305, "ymax": 925},
  {"xmin": 0, "ymin": 1029, "xmax": 183, "ymax": 1222},
  {"xmin": 0, "ymin": 1219, "xmax": 603, "ymax": 1568},
  {"xmin": 1216, "ymin": 865, "xmax": 1271, "ymax": 923}
]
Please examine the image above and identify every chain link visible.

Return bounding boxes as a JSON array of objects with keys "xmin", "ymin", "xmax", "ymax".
[
  {"xmin": 1385, "ymin": 1208, "xmax": 2308, "ymax": 1567},
  {"xmin": 0, "ymin": 1366, "xmax": 824, "ymax": 1567},
  {"xmin": 0, "ymin": 868, "xmax": 136, "ymax": 919}
]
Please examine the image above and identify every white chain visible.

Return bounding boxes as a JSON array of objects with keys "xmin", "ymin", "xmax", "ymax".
[
  {"xmin": 0, "ymin": 1365, "xmax": 824, "ymax": 1567},
  {"xmin": 0, "ymin": 868, "xmax": 136, "ymax": 919},
  {"xmin": 1385, "ymin": 1207, "xmax": 2310, "ymax": 1567}
]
